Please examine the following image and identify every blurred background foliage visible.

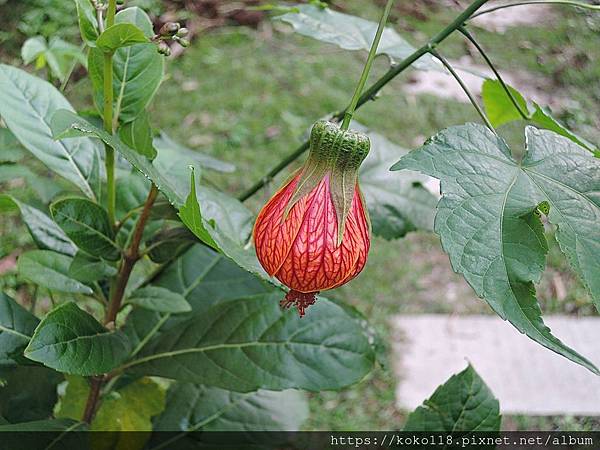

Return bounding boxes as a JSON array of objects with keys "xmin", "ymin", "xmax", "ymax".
[{"xmin": 1, "ymin": 0, "xmax": 599, "ymax": 431}]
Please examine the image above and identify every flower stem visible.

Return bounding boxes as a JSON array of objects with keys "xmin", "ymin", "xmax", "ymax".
[
  {"xmin": 429, "ymin": 49, "xmax": 495, "ymax": 132},
  {"xmin": 340, "ymin": 0, "xmax": 395, "ymax": 131},
  {"xmin": 238, "ymin": 0, "xmax": 491, "ymax": 201},
  {"xmin": 458, "ymin": 26, "xmax": 530, "ymax": 120}
]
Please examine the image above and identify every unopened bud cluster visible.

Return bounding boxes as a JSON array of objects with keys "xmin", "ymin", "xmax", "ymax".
[{"xmin": 153, "ymin": 22, "xmax": 190, "ymax": 56}]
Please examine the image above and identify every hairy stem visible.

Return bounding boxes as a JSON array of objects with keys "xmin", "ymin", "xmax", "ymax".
[
  {"xmin": 470, "ymin": 0, "xmax": 600, "ymax": 18},
  {"xmin": 341, "ymin": 0, "xmax": 394, "ymax": 130},
  {"xmin": 238, "ymin": 0, "xmax": 490, "ymax": 201},
  {"xmin": 429, "ymin": 49, "xmax": 495, "ymax": 132},
  {"xmin": 459, "ymin": 26, "xmax": 530, "ymax": 120}
]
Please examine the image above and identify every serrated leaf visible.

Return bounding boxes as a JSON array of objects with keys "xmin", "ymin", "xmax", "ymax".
[
  {"xmin": 18, "ymin": 250, "xmax": 93, "ymax": 294},
  {"xmin": 154, "ymin": 132, "xmax": 235, "ymax": 173},
  {"xmin": 0, "ymin": 195, "xmax": 77, "ymax": 256},
  {"xmin": 51, "ymin": 197, "xmax": 120, "ymax": 261},
  {"xmin": 68, "ymin": 252, "xmax": 117, "ymax": 283},
  {"xmin": 89, "ymin": 8, "xmax": 163, "ymax": 123},
  {"xmin": 118, "ymin": 111, "xmax": 156, "ymax": 159},
  {"xmin": 96, "ymin": 23, "xmax": 148, "ymax": 53},
  {"xmin": 404, "ymin": 365, "xmax": 501, "ymax": 431},
  {"xmin": 0, "ymin": 292, "xmax": 39, "ymax": 361},
  {"xmin": 481, "ymin": 79, "xmax": 596, "ymax": 152},
  {"xmin": 393, "ymin": 124, "xmax": 600, "ymax": 374},
  {"xmin": 0, "ymin": 65, "xmax": 100, "ymax": 198},
  {"xmin": 24, "ymin": 302, "xmax": 131, "ymax": 375},
  {"xmin": 75, "ymin": 0, "xmax": 99, "ymax": 46},
  {"xmin": 122, "ymin": 292, "xmax": 375, "ymax": 392},
  {"xmin": 354, "ymin": 124, "xmax": 436, "ymax": 239},
  {"xmin": 154, "ymin": 384, "xmax": 308, "ymax": 431},
  {"xmin": 278, "ymin": 4, "xmax": 439, "ymax": 71},
  {"xmin": 0, "ymin": 128, "xmax": 25, "ymax": 163},
  {"xmin": 0, "ymin": 365, "xmax": 62, "ymax": 423},
  {"xmin": 127, "ymin": 286, "xmax": 191, "ymax": 314}
]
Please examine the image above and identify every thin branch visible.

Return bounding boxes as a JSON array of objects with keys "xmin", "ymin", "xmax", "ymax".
[
  {"xmin": 341, "ymin": 0, "xmax": 395, "ymax": 130},
  {"xmin": 459, "ymin": 26, "xmax": 530, "ymax": 120},
  {"xmin": 238, "ymin": 0, "xmax": 492, "ymax": 201},
  {"xmin": 470, "ymin": 0, "xmax": 600, "ymax": 19},
  {"xmin": 429, "ymin": 49, "xmax": 495, "ymax": 132}
]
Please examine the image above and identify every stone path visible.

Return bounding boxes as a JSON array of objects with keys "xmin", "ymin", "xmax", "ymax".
[{"xmin": 391, "ymin": 315, "xmax": 600, "ymax": 416}]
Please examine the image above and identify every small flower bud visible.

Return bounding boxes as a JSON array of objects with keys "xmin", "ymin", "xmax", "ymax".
[
  {"xmin": 157, "ymin": 41, "xmax": 171, "ymax": 56},
  {"xmin": 177, "ymin": 27, "xmax": 189, "ymax": 37},
  {"xmin": 159, "ymin": 22, "xmax": 180, "ymax": 37},
  {"xmin": 177, "ymin": 37, "xmax": 190, "ymax": 48}
]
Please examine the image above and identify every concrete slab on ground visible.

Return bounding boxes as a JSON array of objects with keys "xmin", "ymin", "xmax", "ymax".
[{"xmin": 391, "ymin": 314, "xmax": 600, "ymax": 416}]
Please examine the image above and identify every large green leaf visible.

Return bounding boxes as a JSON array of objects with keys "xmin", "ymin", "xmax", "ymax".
[
  {"xmin": 0, "ymin": 195, "xmax": 77, "ymax": 256},
  {"xmin": 52, "ymin": 109, "xmax": 183, "ymax": 206},
  {"xmin": 393, "ymin": 124, "xmax": 600, "ymax": 373},
  {"xmin": 356, "ymin": 124, "xmax": 437, "ymax": 239},
  {"xmin": 118, "ymin": 111, "xmax": 156, "ymax": 159},
  {"xmin": 154, "ymin": 132, "xmax": 236, "ymax": 173},
  {"xmin": 154, "ymin": 383, "xmax": 308, "ymax": 431},
  {"xmin": 126, "ymin": 286, "xmax": 191, "ymax": 314},
  {"xmin": 51, "ymin": 197, "xmax": 120, "ymax": 260},
  {"xmin": 68, "ymin": 252, "xmax": 118, "ymax": 283},
  {"xmin": 179, "ymin": 170, "xmax": 272, "ymax": 283},
  {"xmin": 122, "ymin": 292, "xmax": 375, "ymax": 392},
  {"xmin": 0, "ymin": 128, "xmax": 25, "ymax": 163},
  {"xmin": 0, "ymin": 292, "xmax": 39, "ymax": 361},
  {"xmin": 17, "ymin": 250, "xmax": 93, "ymax": 295},
  {"xmin": 89, "ymin": 7, "xmax": 163, "ymax": 123},
  {"xmin": 278, "ymin": 4, "xmax": 439, "ymax": 71},
  {"xmin": 153, "ymin": 244, "xmax": 271, "ymax": 312},
  {"xmin": 0, "ymin": 365, "xmax": 63, "ymax": 423},
  {"xmin": 404, "ymin": 365, "xmax": 501, "ymax": 431},
  {"xmin": 0, "ymin": 65, "xmax": 100, "ymax": 198},
  {"xmin": 24, "ymin": 302, "xmax": 131, "ymax": 375},
  {"xmin": 481, "ymin": 79, "xmax": 596, "ymax": 152}
]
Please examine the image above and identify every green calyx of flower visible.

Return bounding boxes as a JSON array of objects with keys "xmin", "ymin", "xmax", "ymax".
[{"xmin": 284, "ymin": 120, "xmax": 370, "ymax": 244}]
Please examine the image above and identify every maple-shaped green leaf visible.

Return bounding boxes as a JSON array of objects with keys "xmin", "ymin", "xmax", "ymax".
[
  {"xmin": 404, "ymin": 364, "xmax": 501, "ymax": 431},
  {"xmin": 393, "ymin": 124, "xmax": 600, "ymax": 374}
]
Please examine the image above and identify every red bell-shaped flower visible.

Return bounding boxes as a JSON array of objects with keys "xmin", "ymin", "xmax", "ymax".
[{"xmin": 254, "ymin": 120, "xmax": 371, "ymax": 316}]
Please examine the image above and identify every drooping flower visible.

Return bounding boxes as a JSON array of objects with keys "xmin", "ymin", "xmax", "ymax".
[{"xmin": 254, "ymin": 120, "xmax": 371, "ymax": 316}]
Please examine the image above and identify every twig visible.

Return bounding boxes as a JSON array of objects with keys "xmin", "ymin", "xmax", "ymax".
[
  {"xmin": 238, "ymin": 0, "xmax": 492, "ymax": 201},
  {"xmin": 458, "ymin": 26, "xmax": 530, "ymax": 120},
  {"xmin": 429, "ymin": 49, "xmax": 495, "ymax": 132}
]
